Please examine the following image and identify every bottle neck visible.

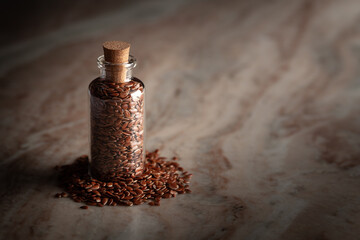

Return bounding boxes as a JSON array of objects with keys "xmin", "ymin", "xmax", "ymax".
[{"xmin": 97, "ymin": 55, "xmax": 136, "ymax": 82}]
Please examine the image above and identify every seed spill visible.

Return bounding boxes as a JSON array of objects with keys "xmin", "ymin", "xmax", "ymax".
[{"xmin": 55, "ymin": 149, "xmax": 192, "ymax": 207}]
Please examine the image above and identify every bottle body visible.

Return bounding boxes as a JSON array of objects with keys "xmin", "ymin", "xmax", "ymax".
[{"xmin": 89, "ymin": 56, "xmax": 145, "ymax": 181}]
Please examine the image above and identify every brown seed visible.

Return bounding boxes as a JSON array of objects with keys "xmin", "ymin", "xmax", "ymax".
[
  {"xmin": 168, "ymin": 182, "xmax": 179, "ymax": 190},
  {"xmin": 93, "ymin": 190, "xmax": 101, "ymax": 196},
  {"xmin": 121, "ymin": 122, "xmax": 128, "ymax": 130},
  {"xmin": 86, "ymin": 202, "xmax": 97, "ymax": 206},
  {"xmin": 120, "ymin": 92, "xmax": 128, "ymax": 98},
  {"xmin": 163, "ymin": 193, "xmax": 171, "ymax": 198},
  {"xmin": 56, "ymin": 148, "xmax": 191, "ymax": 208},
  {"xmin": 135, "ymin": 189, "xmax": 143, "ymax": 195},
  {"xmin": 124, "ymin": 110, "xmax": 131, "ymax": 118},
  {"xmin": 128, "ymin": 121, "xmax": 134, "ymax": 128},
  {"xmin": 80, "ymin": 206, "xmax": 88, "ymax": 209},
  {"xmin": 101, "ymin": 198, "xmax": 109, "ymax": 205},
  {"xmin": 60, "ymin": 192, "xmax": 68, "ymax": 198},
  {"xmin": 125, "ymin": 201, "xmax": 133, "ymax": 206}
]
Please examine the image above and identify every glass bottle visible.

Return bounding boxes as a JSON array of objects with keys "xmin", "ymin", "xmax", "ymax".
[{"xmin": 89, "ymin": 54, "xmax": 145, "ymax": 181}]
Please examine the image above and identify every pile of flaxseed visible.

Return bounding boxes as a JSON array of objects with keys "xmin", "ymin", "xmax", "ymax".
[{"xmin": 54, "ymin": 149, "xmax": 192, "ymax": 208}]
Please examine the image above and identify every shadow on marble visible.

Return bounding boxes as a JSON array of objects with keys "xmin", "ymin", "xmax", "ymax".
[{"xmin": 0, "ymin": 155, "xmax": 57, "ymax": 198}]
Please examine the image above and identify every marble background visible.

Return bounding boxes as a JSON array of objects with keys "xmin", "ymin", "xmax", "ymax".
[{"xmin": 1, "ymin": 0, "xmax": 360, "ymax": 239}]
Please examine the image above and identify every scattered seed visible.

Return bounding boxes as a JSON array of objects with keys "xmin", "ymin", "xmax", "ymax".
[
  {"xmin": 61, "ymin": 192, "xmax": 69, "ymax": 198},
  {"xmin": 55, "ymin": 150, "xmax": 192, "ymax": 208}
]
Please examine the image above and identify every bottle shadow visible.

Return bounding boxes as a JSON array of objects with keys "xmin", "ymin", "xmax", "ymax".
[{"xmin": 0, "ymin": 155, "xmax": 60, "ymax": 199}]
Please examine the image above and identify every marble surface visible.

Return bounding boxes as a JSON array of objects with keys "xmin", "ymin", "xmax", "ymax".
[{"xmin": 1, "ymin": 0, "xmax": 360, "ymax": 239}]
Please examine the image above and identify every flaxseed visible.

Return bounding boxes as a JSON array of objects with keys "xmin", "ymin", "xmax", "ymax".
[{"xmin": 55, "ymin": 150, "xmax": 192, "ymax": 208}]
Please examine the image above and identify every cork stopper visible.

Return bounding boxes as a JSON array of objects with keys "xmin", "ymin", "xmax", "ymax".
[{"xmin": 103, "ymin": 41, "xmax": 131, "ymax": 82}]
